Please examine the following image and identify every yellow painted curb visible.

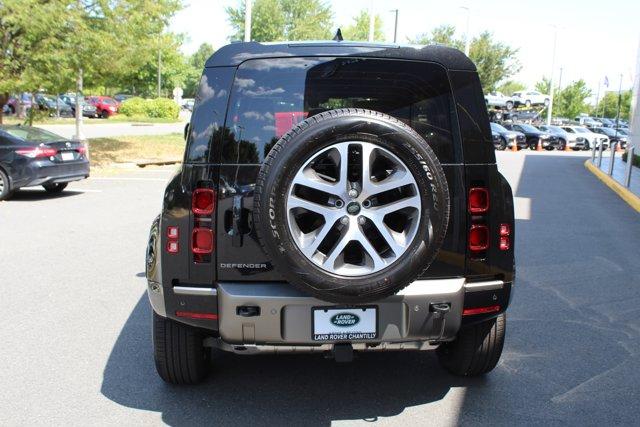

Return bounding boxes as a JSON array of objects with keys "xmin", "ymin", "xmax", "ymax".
[{"xmin": 584, "ymin": 160, "xmax": 640, "ymax": 213}]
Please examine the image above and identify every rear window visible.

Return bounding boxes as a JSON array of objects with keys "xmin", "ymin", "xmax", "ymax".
[{"xmin": 223, "ymin": 57, "xmax": 457, "ymax": 164}]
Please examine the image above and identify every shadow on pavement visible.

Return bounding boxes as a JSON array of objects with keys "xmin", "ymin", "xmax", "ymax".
[
  {"xmin": 456, "ymin": 154, "xmax": 640, "ymax": 424},
  {"xmin": 8, "ymin": 189, "xmax": 84, "ymax": 201},
  {"xmin": 101, "ymin": 294, "xmax": 480, "ymax": 426}
]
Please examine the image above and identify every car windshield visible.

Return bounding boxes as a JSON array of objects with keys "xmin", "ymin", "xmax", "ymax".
[
  {"xmin": 518, "ymin": 124, "xmax": 539, "ymax": 132},
  {"xmin": 102, "ymin": 98, "xmax": 116, "ymax": 105},
  {"xmin": 491, "ymin": 122, "xmax": 508, "ymax": 132},
  {"xmin": 1, "ymin": 126, "xmax": 67, "ymax": 143},
  {"xmin": 547, "ymin": 126, "xmax": 563, "ymax": 133},
  {"xmin": 617, "ymin": 129, "xmax": 629, "ymax": 135},
  {"xmin": 575, "ymin": 127, "xmax": 589, "ymax": 133}
]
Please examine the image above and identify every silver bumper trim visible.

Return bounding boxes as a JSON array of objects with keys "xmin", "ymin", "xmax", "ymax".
[
  {"xmin": 173, "ymin": 286, "xmax": 217, "ymax": 296},
  {"xmin": 464, "ymin": 280, "xmax": 504, "ymax": 292}
]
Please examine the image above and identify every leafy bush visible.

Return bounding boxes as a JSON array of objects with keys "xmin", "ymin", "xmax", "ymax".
[{"xmin": 119, "ymin": 97, "xmax": 179, "ymax": 119}]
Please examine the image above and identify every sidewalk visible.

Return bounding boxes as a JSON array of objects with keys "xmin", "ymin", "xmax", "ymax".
[{"xmin": 585, "ymin": 149, "xmax": 640, "ymax": 212}]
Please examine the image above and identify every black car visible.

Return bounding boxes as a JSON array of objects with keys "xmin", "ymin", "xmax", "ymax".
[
  {"xmin": 59, "ymin": 94, "xmax": 98, "ymax": 118},
  {"xmin": 0, "ymin": 126, "xmax": 90, "ymax": 200},
  {"xmin": 592, "ymin": 127, "xmax": 627, "ymax": 149},
  {"xmin": 490, "ymin": 122, "xmax": 527, "ymax": 150},
  {"xmin": 144, "ymin": 41, "xmax": 515, "ymax": 385},
  {"xmin": 34, "ymin": 94, "xmax": 74, "ymax": 116},
  {"xmin": 503, "ymin": 123, "xmax": 561, "ymax": 150}
]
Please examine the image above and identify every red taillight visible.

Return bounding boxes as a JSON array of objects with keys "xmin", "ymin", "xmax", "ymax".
[
  {"xmin": 192, "ymin": 188, "xmax": 215, "ymax": 215},
  {"xmin": 463, "ymin": 305, "xmax": 501, "ymax": 316},
  {"xmin": 192, "ymin": 227, "xmax": 214, "ymax": 254},
  {"xmin": 76, "ymin": 144, "xmax": 87, "ymax": 155},
  {"xmin": 469, "ymin": 224, "xmax": 489, "ymax": 251},
  {"xmin": 468, "ymin": 187, "xmax": 489, "ymax": 214},
  {"xmin": 166, "ymin": 240, "xmax": 179, "ymax": 254},
  {"xmin": 15, "ymin": 146, "xmax": 58, "ymax": 158},
  {"xmin": 499, "ymin": 223, "xmax": 510, "ymax": 236},
  {"xmin": 175, "ymin": 311, "xmax": 218, "ymax": 320}
]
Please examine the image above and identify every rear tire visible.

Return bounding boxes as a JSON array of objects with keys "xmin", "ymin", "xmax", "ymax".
[
  {"xmin": 101, "ymin": 110, "xmax": 109, "ymax": 119},
  {"xmin": 152, "ymin": 311, "xmax": 211, "ymax": 385},
  {"xmin": 437, "ymin": 313, "xmax": 506, "ymax": 376},
  {"xmin": 43, "ymin": 183, "xmax": 68, "ymax": 193},
  {"xmin": 0, "ymin": 169, "xmax": 14, "ymax": 201}
]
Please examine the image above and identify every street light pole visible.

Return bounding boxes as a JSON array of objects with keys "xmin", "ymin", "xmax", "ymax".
[
  {"xmin": 546, "ymin": 26, "xmax": 558, "ymax": 126},
  {"xmin": 244, "ymin": 0, "xmax": 252, "ymax": 42},
  {"xmin": 461, "ymin": 6, "xmax": 470, "ymax": 56},
  {"xmin": 390, "ymin": 9, "xmax": 398, "ymax": 43},
  {"xmin": 157, "ymin": 48, "xmax": 162, "ymax": 98}
]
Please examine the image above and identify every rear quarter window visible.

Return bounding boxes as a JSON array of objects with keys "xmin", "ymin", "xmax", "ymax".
[
  {"xmin": 186, "ymin": 67, "xmax": 235, "ymax": 163},
  {"xmin": 222, "ymin": 57, "xmax": 458, "ymax": 164}
]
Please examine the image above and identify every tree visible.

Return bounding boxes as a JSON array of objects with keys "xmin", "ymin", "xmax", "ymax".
[
  {"xmin": 535, "ymin": 77, "xmax": 551, "ymax": 95},
  {"xmin": 497, "ymin": 81, "xmax": 526, "ymax": 96},
  {"xmin": 410, "ymin": 25, "xmax": 520, "ymax": 92},
  {"xmin": 341, "ymin": 10, "xmax": 384, "ymax": 41},
  {"xmin": 593, "ymin": 90, "xmax": 632, "ymax": 120},
  {"xmin": 226, "ymin": 0, "xmax": 333, "ymax": 42},
  {"xmin": 183, "ymin": 43, "xmax": 216, "ymax": 98}
]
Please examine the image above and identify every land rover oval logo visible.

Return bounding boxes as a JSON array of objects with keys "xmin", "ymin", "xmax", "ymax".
[{"xmin": 330, "ymin": 312, "xmax": 360, "ymax": 327}]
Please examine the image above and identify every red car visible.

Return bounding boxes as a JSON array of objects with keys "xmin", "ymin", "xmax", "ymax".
[{"xmin": 87, "ymin": 96, "xmax": 118, "ymax": 118}]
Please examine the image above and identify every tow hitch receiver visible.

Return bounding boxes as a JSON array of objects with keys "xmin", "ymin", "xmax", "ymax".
[{"xmin": 333, "ymin": 343, "xmax": 354, "ymax": 363}]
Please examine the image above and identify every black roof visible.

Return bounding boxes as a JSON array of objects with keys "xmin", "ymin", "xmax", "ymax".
[{"xmin": 205, "ymin": 41, "xmax": 476, "ymax": 71}]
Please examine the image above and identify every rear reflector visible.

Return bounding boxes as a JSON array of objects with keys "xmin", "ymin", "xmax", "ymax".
[
  {"xmin": 469, "ymin": 224, "xmax": 489, "ymax": 251},
  {"xmin": 166, "ymin": 240, "xmax": 179, "ymax": 254},
  {"xmin": 463, "ymin": 305, "xmax": 501, "ymax": 316},
  {"xmin": 192, "ymin": 188, "xmax": 215, "ymax": 215},
  {"xmin": 175, "ymin": 311, "xmax": 218, "ymax": 320},
  {"xmin": 499, "ymin": 223, "xmax": 510, "ymax": 236},
  {"xmin": 468, "ymin": 187, "xmax": 489, "ymax": 214},
  {"xmin": 167, "ymin": 226, "xmax": 179, "ymax": 239},
  {"xmin": 499, "ymin": 236, "xmax": 510, "ymax": 251},
  {"xmin": 192, "ymin": 227, "xmax": 214, "ymax": 254}
]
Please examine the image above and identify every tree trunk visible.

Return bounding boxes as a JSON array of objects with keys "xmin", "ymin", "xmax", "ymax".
[{"xmin": 0, "ymin": 92, "xmax": 8, "ymax": 125}]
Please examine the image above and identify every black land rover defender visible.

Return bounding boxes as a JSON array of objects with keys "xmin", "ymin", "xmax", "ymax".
[{"xmin": 146, "ymin": 41, "xmax": 515, "ymax": 385}]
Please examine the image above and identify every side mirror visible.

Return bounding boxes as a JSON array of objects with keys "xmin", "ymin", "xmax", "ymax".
[{"xmin": 184, "ymin": 123, "xmax": 190, "ymax": 141}]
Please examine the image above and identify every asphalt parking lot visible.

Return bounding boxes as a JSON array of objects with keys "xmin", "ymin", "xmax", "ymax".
[{"xmin": 1, "ymin": 151, "xmax": 639, "ymax": 425}]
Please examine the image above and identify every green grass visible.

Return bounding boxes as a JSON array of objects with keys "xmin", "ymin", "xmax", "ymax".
[
  {"xmin": 1, "ymin": 114, "xmax": 182, "ymax": 126},
  {"xmin": 88, "ymin": 133, "xmax": 185, "ymax": 169}
]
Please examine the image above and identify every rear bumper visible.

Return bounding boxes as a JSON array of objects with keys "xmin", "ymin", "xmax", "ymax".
[
  {"xmin": 18, "ymin": 160, "xmax": 90, "ymax": 188},
  {"xmin": 148, "ymin": 278, "xmax": 512, "ymax": 350}
]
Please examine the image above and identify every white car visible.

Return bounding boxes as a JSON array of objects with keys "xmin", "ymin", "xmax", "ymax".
[
  {"xmin": 485, "ymin": 92, "xmax": 514, "ymax": 110},
  {"xmin": 512, "ymin": 90, "xmax": 550, "ymax": 108},
  {"xmin": 561, "ymin": 126, "xmax": 609, "ymax": 150}
]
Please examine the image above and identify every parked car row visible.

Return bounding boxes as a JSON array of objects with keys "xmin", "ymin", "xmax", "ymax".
[
  {"xmin": 490, "ymin": 121, "xmax": 615, "ymax": 151},
  {"xmin": 2, "ymin": 93, "xmax": 121, "ymax": 119}
]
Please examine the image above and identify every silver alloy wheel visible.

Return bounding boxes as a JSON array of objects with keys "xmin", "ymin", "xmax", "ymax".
[
  {"xmin": 286, "ymin": 141, "xmax": 422, "ymax": 276},
  {"xmin": 0, "ymin": 173, "xmax": 4, "ymax": 193}
]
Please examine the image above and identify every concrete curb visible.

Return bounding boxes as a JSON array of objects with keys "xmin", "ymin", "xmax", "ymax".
[{"xmin": 584, "ymin": 160, "xmax": 640, "ymax": 213}]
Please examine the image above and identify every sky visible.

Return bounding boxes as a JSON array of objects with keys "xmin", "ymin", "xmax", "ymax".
[{"xmin": 170, "ymin": 0, "xmax": 640, "ymax": 102}]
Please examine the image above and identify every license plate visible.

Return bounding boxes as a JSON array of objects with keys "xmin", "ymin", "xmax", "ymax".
[
  {"xmin": 312, "ymin": 307, "xmax": 377, "ymax": 341},
  {"xmin": 61, "ymin": 152, "xmax": 74, "ymax": 161}
]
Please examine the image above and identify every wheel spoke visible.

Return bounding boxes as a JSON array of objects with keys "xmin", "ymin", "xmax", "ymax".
[
  {"xmin": 371, "ymin": 194, "xmax": 421, "ymax": 216},
  {"xmin": 299, "ymin": 218, "xmax": 338, "ymax": 258},
  {"xmin": 364, "ymin": 215, "xmax": 405, "ymax": 257},
  {"xmin": 354, "ymin": 229, "xmax": 386, "ymax": 270},
  {"xmin": 322, "ymin": 230, "xmax": 352, "ymax": 270},
  {"xmin": 292, "ymin": 169, "xmax": 340, "ymax": 195},
  {"xmin": 367, "ymin": 170, "xmax": 414, "ymax": 197},
  {"xmin": 288, "ymin": 195, "xmax": 337, "ymax": 217}
]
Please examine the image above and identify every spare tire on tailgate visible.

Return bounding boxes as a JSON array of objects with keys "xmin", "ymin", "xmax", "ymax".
[{"xmin": 254, "ymin": 109, "xmax": 450, "ymax": 303}]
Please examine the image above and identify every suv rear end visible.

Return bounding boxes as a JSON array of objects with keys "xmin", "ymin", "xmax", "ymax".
[{"xmin": 145, "ymin": 41, "xmax": 515, "ymax": 384}]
